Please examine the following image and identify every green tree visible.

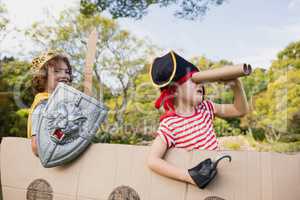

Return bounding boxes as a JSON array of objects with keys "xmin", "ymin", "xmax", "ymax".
[
  {"xmin": 124, "ymin": 65, "xmax": 160, "ymax": 140},
  {"xmin": 80, "ymin": 0, "xmax": 226, "ymax": 20},
  {"xmin": 239, "ymin": 68, "xmax": 268, "ymax": 138},
  {"xmin": 249, "ymin": 41, "xmax": 300, "ymax": 142},
  {"xmin": 0, "ymin": 58, "xmax": 33, "ymax": 140}
]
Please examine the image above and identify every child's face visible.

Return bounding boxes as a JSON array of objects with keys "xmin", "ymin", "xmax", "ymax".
[
  {"xmin": 46, "ymin": 60, "xmax": 71, "ymax": 93},
  {"xmin": 175, "ymin": 79, "xmax": 204, "ymax": 107}
]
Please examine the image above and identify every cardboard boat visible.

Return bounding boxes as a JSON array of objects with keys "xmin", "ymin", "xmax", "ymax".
[{"xmin": 1, "ymin": 137, "xmax": 300, "ymax": 200}]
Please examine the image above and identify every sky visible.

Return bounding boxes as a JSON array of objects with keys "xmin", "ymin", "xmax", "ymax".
[{"xmin": 1, "ymin": 0, "xmax": 300, "ymax": 69}]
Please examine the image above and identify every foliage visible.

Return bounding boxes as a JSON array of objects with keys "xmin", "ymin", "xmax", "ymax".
[
  {"xmin": 0, "ymin": 58, "xmax": 33, "ymax": 139},
  {"xmin": 80, "ymin": 0, "xmax": 226, "ymax": 20},
  {"xmin": 241, "ymin": 68, "xmax": 268, "ymax": 98},
  {"xmin": 93, "ymin": 131, "xmax": 153, "ymax": 145},
  {"xmin": 213, "ymin": 118, "xmax": 242, "ymax": 137},
  {"xmin": 249, "ymin": 41, "xmax": 300, "ymax": 142},
  {"xmin": 8, "ymin": 109, "xmax": 29, "ymax": 138},
  {"xmin": 250, "ymin": 128, "xmax": 265, "ymax": 141},
  {"xmin": 279, "ymin": 134, "xmax": 300, "ymax": 143},
  {"xmin": 239, "ymin": 68, "xmax": 269, "ymax": 136},
  {"xmin": 99, "ymin": 66, "xmax": 159, "ymax": 143}
]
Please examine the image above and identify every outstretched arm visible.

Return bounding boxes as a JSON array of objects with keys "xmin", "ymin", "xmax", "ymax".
[
  {"xmin": 214, "ymin": 78, "xmax": 250, "ymax": 118},
  {"xmin": 147, "ymin": 136, "xmax": 195, "ymax": 184}
]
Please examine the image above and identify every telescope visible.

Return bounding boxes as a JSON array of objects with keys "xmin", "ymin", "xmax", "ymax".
[{"xmin": 192, "ymin": 64, "xmax": 252, "ymax": 83}]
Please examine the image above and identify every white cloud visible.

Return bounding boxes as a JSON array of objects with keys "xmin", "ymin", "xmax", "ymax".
[
  {"xmin": 259, "ymin": 23, "xmax": 300, "ymax": 39},
  {"xmin": 231, "ymin": 23, "xmax": 300, "ymax": 68},
  {"xmin": 1, "ymin": 0, "xmax": 79, "ymax": 58},
  {"xmin": 3, "ymin": 0, "xmax": 79, "ymax": 28},
  {"xmin": 288, "ymin": 0, "xmax": 300, "ymax": 9},
  {"xmin": 231, "ymin": 47, "xmax": 280, "ymax": 69}
]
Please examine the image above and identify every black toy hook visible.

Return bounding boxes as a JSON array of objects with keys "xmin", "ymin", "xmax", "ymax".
[{"xmin": 213, "ymin": 155, "xmax": 232, "ymax": 169}]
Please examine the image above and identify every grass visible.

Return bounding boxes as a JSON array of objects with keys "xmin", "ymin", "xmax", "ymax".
[
  {"xmin": 223, "ymin": 140, "xmax": 241, "ymax": 150},
  {"xmin": 220, "ymin": 134, "xmax": 300, "ymax": 153},
  {"xmin": 256, "ymin": 141, "xmax": 300, "ymax": 153},
  {"xmin": 244, "ymin": 134, "xmax": 300, "ymax": 153}
]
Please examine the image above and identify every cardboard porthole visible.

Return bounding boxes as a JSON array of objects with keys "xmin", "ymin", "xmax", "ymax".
[
  {"xmin": 204, "ymin": 196, "xmax": 225, "ymax": 200},
  {"xmin": 108, "ymin": 185, "xmax": 140, "ymax": 200},
  {"xmin": 26, "ymin": 179, "xmax": 53, "ymax": 200}
]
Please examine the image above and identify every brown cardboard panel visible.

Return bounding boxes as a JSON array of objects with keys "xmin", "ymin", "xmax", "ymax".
[
  {"xmin": 148, "ymin": 148, "xmax": 190, "ymax": 200},
  {"xmin": 245, "ymin": 151, "xmax": 261, "ymax": 200},
  {"xmin": 1, "ymin": 137, "xmax": 82, "ymax": 196},
  {"xmin": 53, "ymin": 193, "xmax": 77, "ymax": 200},
  {"xmin": 127, "ymin": 146, "xmax": 152, "ymax": 200},
  {"xmin": 271, "ymin": 153, "xmax": 300, "ymax": 200},
  {"xmin": 0, "ymin": 143, "xmax": 2, "ymax": 199},
  {"xmin": 77, "ymin": 143, "xmax": 117, "ymax": 199},
  {"xmin": 114, "ymin": 144, "xmax": 135, "ymax": 186},
  {"xmin": 206, "ymin": 151, "xmax": 247, "ymax": 200},
  {"xmin": 110, "ymin": 145, "xmax": 147, "ymax": 200},
  {"xmin": 260, "ymin": 152, "xmax": 273, "ymax": 200},
  {"xmin": 2, "ymin": 186, "xmax": 26, "ymax": 200},
  {"xmin": 1, "ymin": 137, "xmax": 41, "ymax": 188},
  {"xmin": 78, "ymin": 196, "xmax": 102, "ymax": 200},
  {"xmin": 1, "ymin": 137, "xmax": 300, "ymax": 200},
  {"xmin": 298, "ymin": 156, "xmax": 300, "ymax": 196},
  {"xmin": 2, "ymin": 186, "xmax": 77, "ymax": 200},
  {"xmin": 32, "ymin": 152, "xmax": 84, "ymax": 196},
  {"xmin": 225, "ymin": 151, "xmax": 248, "ymax": 200},
  {"xmin": 166, "ymin": 148, "xmax": 192, "ymax": 169}
]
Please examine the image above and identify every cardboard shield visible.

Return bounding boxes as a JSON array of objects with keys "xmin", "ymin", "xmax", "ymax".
[{"xmin": 36, "ymin": 83, "xmax": 108, "ymax": 168}]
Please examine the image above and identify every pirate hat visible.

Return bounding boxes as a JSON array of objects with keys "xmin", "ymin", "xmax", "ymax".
[{"xmin": 150, "ymin": 51, "xmax": 199, "ymax": 88}]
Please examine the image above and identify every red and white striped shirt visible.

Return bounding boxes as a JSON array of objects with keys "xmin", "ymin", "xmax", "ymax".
[{"xmin": 157, "ymin": 100, "xmax": 219, "ymax": 150}]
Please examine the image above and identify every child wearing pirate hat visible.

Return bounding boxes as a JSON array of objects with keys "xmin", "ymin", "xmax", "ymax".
[
  {"xmin": 147, "ymin": 51, "xmax": 249, "ymax": 188},
  {"xmin": 28, "ymin": 50, "xmax": 73, "ymax": 156}
]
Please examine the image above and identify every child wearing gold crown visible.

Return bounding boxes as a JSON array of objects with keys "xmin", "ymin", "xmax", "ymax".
[
  {"xmin": 28, "ymin": 50, "xmax": 73, "ymax": 156},
  {"xmin": 147, "ymin": 51, "xmax": 249, "ymax": 189}
]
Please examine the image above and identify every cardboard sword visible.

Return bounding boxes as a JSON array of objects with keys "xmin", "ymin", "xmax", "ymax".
[{"xmin": 84, "ymin": 28, "xmax": 98, "ymax": 96}]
